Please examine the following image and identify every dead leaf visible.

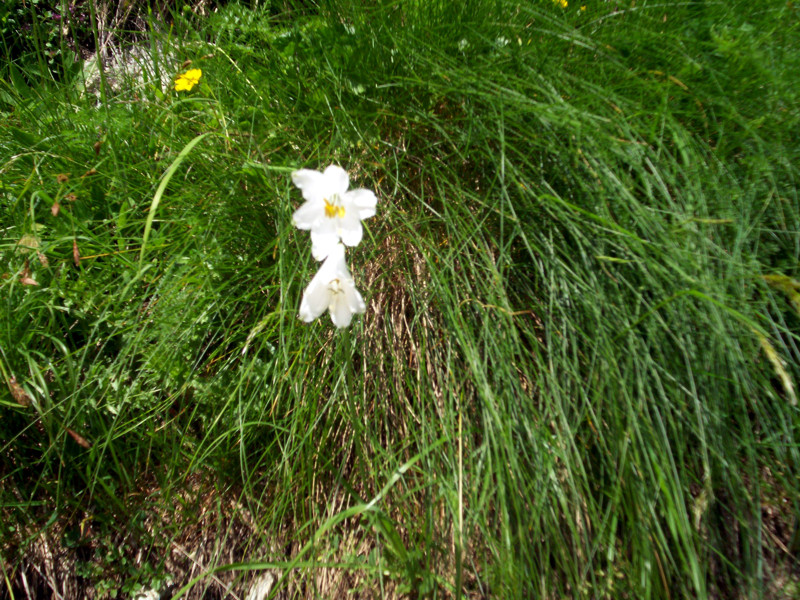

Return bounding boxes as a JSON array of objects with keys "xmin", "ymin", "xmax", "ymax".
[
  {"xmin": 9, "ymin": 377, "xmax": 31, "ymax": 407},
  {"xmin": 73, "ymin": 239, "xmax": 81, "ymax": 267},
  {"xmin": 93, "ymin": 140, "xmax": 102, "ymax": 155},
  {"xmin": 758, "ymin": 333, "xmax": 798, "ymax": 406},
  {"xmin": 67, "ymin": 429, "xmax": 92, "ymax": 449},
  {"xmin": 64, "ymin": 193, "xmax": 77, "ymax": 202},
  {"xmin": 763, "ymin": 273, "xmax": 800, "ymax": 315},
  {"xmin": 20, "ymin": 261, "xmax": 39, "ymax": 286},
  {"xmin": 51, "ymin": 201, "xmax": 60, "ymax": 217},
  {"xmin": 668, "ymin": 75, "xmax": 689, "ymax": 91},
  {"xmin": 82, "ymin": 169, "xmax": 98, "ymax": 178},
  {"xmin": 181, "ymin": 59, "xmax": 193, "ymax": 68},
  {"xmin": 16, "ymin": 234, "xmax": 38, "ymax": 254},
  {"xmin": 37, "ymin": 251, "xmax": 49, "ymax": 267},
  {"xmin": 56, "ymin": 173, "xmax": 70, "ymax": 184}
]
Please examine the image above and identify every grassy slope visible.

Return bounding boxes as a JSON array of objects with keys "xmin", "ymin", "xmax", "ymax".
[{"xmin": 1, "ymin": 0, "xmax": 799, "ymax": 598}]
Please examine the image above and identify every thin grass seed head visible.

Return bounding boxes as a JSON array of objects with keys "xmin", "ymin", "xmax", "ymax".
[
  {"xmin": 299, "ymin": 243, "xmax": 366, "ymax": 328},
  {"xmin": 291, "ymin": 165, "xmax": 377, "ymax": 261},
  {"xmin": 174, "ymin": 68, "xmax": 202, "ymax": 91}
]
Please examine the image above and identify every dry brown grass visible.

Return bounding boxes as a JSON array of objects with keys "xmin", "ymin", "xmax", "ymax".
[{"xmin": 2, "ymin": 476, "xmax": 471, "ymax": 599}]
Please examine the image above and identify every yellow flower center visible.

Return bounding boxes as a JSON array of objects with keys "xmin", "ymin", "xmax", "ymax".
[{"xmin": 324, "ymin": 197, "xmax": 346, "ymax": 219}]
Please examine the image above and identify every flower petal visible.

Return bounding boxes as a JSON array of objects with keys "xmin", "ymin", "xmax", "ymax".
[
  {"xmin": 344, "ymin": 281, "xmax": 366, "ymax": 314},
  {"xmin": 322, "ymin": 165, "xmax": 350, "ymax": 196},
  {"xmin": 310, "ymin": 220, "xmax": 340, "ymax": 260},
  {"xmin": 299, "ymin": 244, "xmax": 363, "ymax": 328},
  {"xmin": 345, "ymin": 189, "xmax": 377, "ymax": 220},
  {"xmin": 292, "ymin": 200, "xmax": 322, "ymax": 230},
  {"xmin": 299, "ymin": 279, "xmax": 329, "ymax": 322},
  {"xmin": 310, "ymin": 234, "xmax": 339, "ymax": 261},
  {"xmin": 299, "ymin": 258, "xmax": 337, "ymax": 322},
  {"xmin": 338, "ymin": 212, "xmax": 363, "ymax": 248},
  {"xmin": 330, "ymin": 295, "xmax": 355, "ymax": 328},
  {"xmin": 292, "ymin": 169, "xmax": 327, "ymax": 202},
  {"xmin": 330, "ymin": 274, "xmax": 365, "ymax": 328},
  {"xmin": 325, "ymin": 241, "xmax": 349, "ymax": 272}
]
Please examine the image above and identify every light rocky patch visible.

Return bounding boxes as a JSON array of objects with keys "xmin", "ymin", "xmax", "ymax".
[
  {"xmin": 81, "ymin": 41, "xmax": 177, "ymax": 103},
  {"xmin": 244, "ymin": 573, "xmax": 274, "ymax": 600}
]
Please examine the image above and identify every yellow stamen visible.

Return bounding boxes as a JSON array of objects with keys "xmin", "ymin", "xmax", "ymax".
[
  {"xmin": 328, "ymin": 278, "xmax": 343, "ymax": 294},
  {"xmin": 324, "ymin": 198, "xmax": 345, "ymax": 218}
]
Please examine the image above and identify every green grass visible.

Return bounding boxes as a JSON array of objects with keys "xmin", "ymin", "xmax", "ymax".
[{"xmin": 1, "ymin": 0, "xmax": 799, "ymax": 598}]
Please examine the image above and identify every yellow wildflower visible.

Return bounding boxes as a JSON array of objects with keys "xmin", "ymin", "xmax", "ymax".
[{"xmin": 174, "ymin": 68, "xmax": 202, "ymax": 92}]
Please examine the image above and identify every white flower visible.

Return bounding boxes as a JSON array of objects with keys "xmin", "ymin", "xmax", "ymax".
[
  {"xmin": 299, "ymin": 243, "xmax": 366, "ymax": 328},
  {"xmin": 291, "ymin": 165, "xmax": 377, "ymax": 260}
]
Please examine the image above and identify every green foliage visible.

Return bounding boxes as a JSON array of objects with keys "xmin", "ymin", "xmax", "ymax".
[
  {"xmin": 1, "ymin": 1, "xmax": 54, "ymax": 60},
  {"xmin": 0, "ymin": 0, "xmax": 91, "ymax": 88},
  {"xmin": 1, "ymin": 0, "xmax": 799, "ymax": 598}
]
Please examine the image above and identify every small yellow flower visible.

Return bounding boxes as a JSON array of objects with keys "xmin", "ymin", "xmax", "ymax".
[
  {"xmin": 174, "ymin": 68, "xmax": 202, "ymax": 91},
  {"xmin": 581, "ymin": 5, "xmax": 587, "ymax": 10}
]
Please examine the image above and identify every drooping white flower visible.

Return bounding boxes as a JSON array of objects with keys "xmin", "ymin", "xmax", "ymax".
[
  {"xmin": 299, "ymin": 243, "xmax": 366, "ymax": 328},
  {"xmin": 291, "ymin": 165, "xmax": 377, "ymax": 261}
]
